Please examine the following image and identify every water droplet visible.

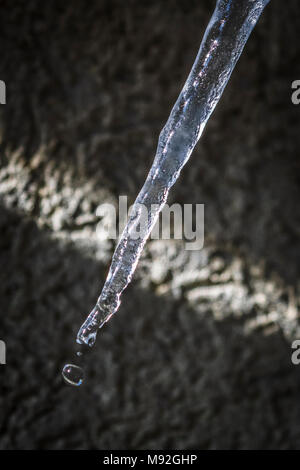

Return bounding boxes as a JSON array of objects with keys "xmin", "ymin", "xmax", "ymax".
[
  {"xmin": 88, "ymin": 335, "xmax": 96, "ymax": 347},
  {"xmin": 62, "ymin": 364, "xmax": 84, "ymax": 387}
]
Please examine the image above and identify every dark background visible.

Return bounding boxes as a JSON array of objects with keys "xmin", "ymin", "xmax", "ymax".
[{"xmin": 1, "ymin": 0, "xmax": 300, "ymax": 449}]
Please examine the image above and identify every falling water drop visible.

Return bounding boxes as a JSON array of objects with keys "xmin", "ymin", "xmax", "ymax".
[{"xmin": 62, "ymin": 363, "xmax": 84, "ymax": 387}]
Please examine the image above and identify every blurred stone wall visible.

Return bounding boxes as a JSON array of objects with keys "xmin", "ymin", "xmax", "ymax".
[{"xmin": 0, "ymin": 0, "xmax": 300, "ymax": 449}]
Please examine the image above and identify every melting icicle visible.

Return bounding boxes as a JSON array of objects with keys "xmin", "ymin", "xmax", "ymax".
[{"xmin": 62, "ymin": 0, "xmax": 270, "ymax": 385}]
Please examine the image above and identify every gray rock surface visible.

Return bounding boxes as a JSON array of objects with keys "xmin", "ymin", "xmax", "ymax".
[{"xmin": 0, "ymin": 0, "xmax": 300, "ymax": 449}]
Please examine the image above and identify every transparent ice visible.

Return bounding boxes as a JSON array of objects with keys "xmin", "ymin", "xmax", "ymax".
[{"xmin": 62, "ymin": 0, "xmax": 270, "ymax": 385}]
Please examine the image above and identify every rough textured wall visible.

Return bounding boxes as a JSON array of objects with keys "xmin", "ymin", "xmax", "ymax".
[{"xmin": 0, "ymin": 0, "xmax": 300, "ymax": 449}]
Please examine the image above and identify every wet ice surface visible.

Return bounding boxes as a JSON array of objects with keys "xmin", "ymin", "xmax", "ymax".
[{"xmin": 64, "ymin": 0, "xmax": 270, "ymax": 383}]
